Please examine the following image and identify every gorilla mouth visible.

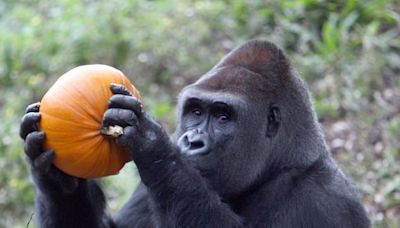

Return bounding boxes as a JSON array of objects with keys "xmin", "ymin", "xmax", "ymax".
[
  {"xmin": 177, "ymin": 130, "xmax": 211, "ymax": 156},
  {"xmin": 178, "ymin": 139, "xmax": 210, "ymax": 156},
  {"xmin": 183, "ymin": 145, "xmax": 210, "ymax": 156},
  {"xmin": 190, "ymin": 141, "xmax": 204, "ymax": 150}
]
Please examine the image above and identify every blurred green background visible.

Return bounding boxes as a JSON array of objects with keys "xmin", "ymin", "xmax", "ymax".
[{"xmin": 0, "ymin": 0, "xmax": 399, "ymax": 227}]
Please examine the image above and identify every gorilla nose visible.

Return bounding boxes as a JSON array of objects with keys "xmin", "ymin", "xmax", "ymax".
[{"xmin": 178, "ymin": 129, "xmax": 210, "ymax": 156}]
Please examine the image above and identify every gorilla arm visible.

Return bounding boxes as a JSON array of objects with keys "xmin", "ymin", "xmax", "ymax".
[
  {"xmin": 20, "ymin": 103, "xmax": 112, "ymax": 228},
  {"xmin": 102, "ymin": 84, "xmax": 245, "ymax": 227}
]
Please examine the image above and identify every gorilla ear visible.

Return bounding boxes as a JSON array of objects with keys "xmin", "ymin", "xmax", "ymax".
[
  {"xmin": 213, "ymin": 40, "xmax": 290, "ymax": 79},
  {"xmin": 266, "ymin": 106, "xmax": 280, "ymax": 138}
]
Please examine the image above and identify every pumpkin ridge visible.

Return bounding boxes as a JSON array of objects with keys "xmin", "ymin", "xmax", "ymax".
[
  {"xmin": 54, "ymin": 82, "xmax": 104, "ymax": 125},
  {"xmin": 48, "ymin": 131, "xmax": 101, "ymax": 146},
  {"xmin": 92, "ymin": 136, "xmax": 124, "ymax": 177},
  {"xmin": 104, "ymin": 138, "xmax": 113, "ymax": 176},
  {"xmin": 42, "ymin": 101, "xmax": 98, "ymax": 130},
  {"xmin": 69, "ymin": 83, "xmax": 109, "ymax": 124},
  {"xmin": 86, "ymin": 141, "xmax": 108, "ymax": 178},
  {"xmin": 41, "ymin": 112, "xmax": 99, "ymax": 131},
  {"xmin": 105, "ymin": 137, "xmax": 124, "ymax": 174},
  {"xmin": 56, "ymin": 141, "xmax": 102, "ymax": 177}
]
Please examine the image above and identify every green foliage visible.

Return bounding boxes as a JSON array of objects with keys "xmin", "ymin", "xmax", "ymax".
[{"xmin": 0, "ymin": 0, "xmax": 399, "ymax": 227}]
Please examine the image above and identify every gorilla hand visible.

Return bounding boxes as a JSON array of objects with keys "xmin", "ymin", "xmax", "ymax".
[
  {"xmin": 20, "ymin": 102, "xmax": 81, "ymax": 195},
  {"xmin": 103, "ymin": 84, "xmax": 173, "ymax": 167}
]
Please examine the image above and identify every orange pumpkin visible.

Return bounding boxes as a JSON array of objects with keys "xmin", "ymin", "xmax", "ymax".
[{"xmin": 39, "ymin": 64, "xmax": 141, "ymax": 178}]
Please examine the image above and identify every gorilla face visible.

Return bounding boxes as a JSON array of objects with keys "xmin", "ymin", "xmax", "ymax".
[{"xmin": 175, "ymin": 66, "xmax": 281, "ymax": 197}]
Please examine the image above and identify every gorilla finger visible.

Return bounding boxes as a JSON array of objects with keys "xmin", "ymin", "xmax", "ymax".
[
  {"xmin": 33, "ymin": 150, "xmax": 55, "ymax": 173},
  {"xmin": 25, "ymin": 102, "xmax": 40, "ymax": 113},
  {"xmin": 24, "ymin": 131, "xmax": 45, "ymax": 160},
  {"xmin": 108, "ymin": 94, "xmax": 142, "ymax": 114},
  {"xmin": 116, "ymin": 126, "xmax": 138, "ymax": 147},
  {"xmin": 110, "ymin": 83, "xmax": 132, "ymax": 96},
  {"xmin": 102, "ymin": 108, "xmax": 138, "ymax": 127},
  {"xmin": 20, "ymin": 112, "xmax": 41, "ymax": 139}
]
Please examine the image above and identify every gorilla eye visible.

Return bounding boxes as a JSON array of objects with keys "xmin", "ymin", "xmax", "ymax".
[
  {"xmin": 192, "ymin": 109, "xmax": 202, "ymax": 116},
  {"xmin": 217, "ymin": 114, "xmax": 230, "ymax": 123}
]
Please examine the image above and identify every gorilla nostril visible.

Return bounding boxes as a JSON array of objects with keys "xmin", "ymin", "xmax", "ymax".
[{"xmin": 189, "ymin": 140, "xmax": 204, "ymax": 150}]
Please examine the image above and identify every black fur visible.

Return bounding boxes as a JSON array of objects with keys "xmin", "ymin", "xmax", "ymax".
[{"xmin": 21, "ymin": 40, "xmax": 369, "ymax": 227}]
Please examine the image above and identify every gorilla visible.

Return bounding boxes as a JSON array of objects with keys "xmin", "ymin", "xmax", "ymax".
[{"xmin": 20, "ymin": 40, "xmax": 370, "ymax": 227}]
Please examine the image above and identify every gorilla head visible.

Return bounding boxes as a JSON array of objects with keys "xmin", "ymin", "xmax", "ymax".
[{"xmin": 175, "ymin": 40, "xmax": 324, "ymax": 198}]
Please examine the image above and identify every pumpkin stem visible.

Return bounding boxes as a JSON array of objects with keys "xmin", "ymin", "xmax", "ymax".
[{"xmin": 101, "ymin": 125, "xmax": 124, "ymax": 138}]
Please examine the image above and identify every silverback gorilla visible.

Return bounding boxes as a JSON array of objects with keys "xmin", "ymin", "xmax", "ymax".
[{"xmin": 20, "ymin": 40, "xmax": 370, "ymax": 227}]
